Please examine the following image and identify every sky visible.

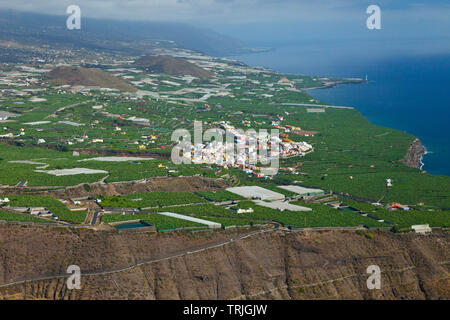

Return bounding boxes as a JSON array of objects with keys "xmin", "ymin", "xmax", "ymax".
[
  {"xmin": 0, "ymin": 0, "xmax": 449, "ymax": 53},
  {"xmin": 1, "ymin": 0, "xmax": 449, "ymax": 25}
]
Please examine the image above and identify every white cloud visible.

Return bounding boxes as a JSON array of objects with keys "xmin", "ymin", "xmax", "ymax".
[
  {"xmin": 0, "ymin": 0, "xmax": 448, "ymax": 27},
  {"xmin": 0, "ymin": 0, "xmax": 380, "ymax": 23}
]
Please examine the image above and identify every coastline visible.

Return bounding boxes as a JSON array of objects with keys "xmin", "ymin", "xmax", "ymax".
[
  {"xmin": 305, "ymin": 82, "xmax": 428, "ymax": 172},
  {"xmin": 233, "ymin": 50, "xmax": 449, "ymax": 176},
  {"xmin": 420, "ymin": 147, "xmax": 429, "ymax": 171},
  {"xmin": 302, "ymin": 78, "xmax": 365, "ymax": 91},
  {"xmin": 230, "ymin": 52, "xmax": 449, "ymax": 175},
  {"xmin": 403, "ymin": 138, "xmax": 426, "ymax": 170}
]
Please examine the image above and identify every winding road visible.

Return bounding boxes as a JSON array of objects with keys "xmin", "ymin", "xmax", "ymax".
[{"xmin": 0, "ymin": 226, "xmax": 278, "ymax": 289}]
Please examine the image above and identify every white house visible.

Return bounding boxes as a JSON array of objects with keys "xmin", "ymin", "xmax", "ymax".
[
  {"xmin": 411, "ymin": 224, "xmax": 432, "ymax": 234},
  {"xmin": 386, "ymin": 179, "xmax": 393, "ymax": 187}
]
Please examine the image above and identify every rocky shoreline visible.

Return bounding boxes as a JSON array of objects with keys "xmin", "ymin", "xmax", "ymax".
[
  {"xmin": 304, "ymin": 78, "xmax": 365, "ymax": 91},
  {"xmin": 403, "ymin": 138, "xmax": 426, "ymax": 169}
]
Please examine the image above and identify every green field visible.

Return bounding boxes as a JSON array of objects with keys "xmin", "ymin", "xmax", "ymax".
[
  {"xmin": 0, "ymin": 55, "xmax": 449, "ymax": 232},
  {"xmin": 100, "ymin": 192, "xmax": 206, "ymax": 208},
  {"xmin": 6, "ymin": 195, "xmax": 87, "ymax": 223},
  {"xmin": 0, "ymin": 210, "xmax": 55, "ymax": 223},
  {"xmin": 101, "ymin": 213, "xmax": 206, "ymax": 230},
  {"xmin": 338, "ymin": 198, "xmax": 449, "ymax": 228},
  {"xmin": 194, "ymin": 190, "xmax": 245, "ymax": 202}
]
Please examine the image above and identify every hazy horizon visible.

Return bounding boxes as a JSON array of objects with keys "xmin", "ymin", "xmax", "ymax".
[{"xmin": 0, "ymin": 1, "xmax": 449, "ymax": 59}]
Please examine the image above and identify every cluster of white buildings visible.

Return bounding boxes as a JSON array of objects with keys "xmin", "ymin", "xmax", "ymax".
[{"xmin": 180, "ymin": 122, "xmax": 312, "ymax": 174}]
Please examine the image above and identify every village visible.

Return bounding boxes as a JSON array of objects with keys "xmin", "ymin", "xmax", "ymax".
[{"xmin": 0, "ymin": 43, "xmax": 447, "ymax": 236}]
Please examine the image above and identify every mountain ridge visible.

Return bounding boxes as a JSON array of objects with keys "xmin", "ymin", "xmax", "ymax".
[
  {"xmin": 0, "ymin": 10, "xmax": 251, "ymax": 56},
  {"xmin": 46, "ymin": 66, "xmax": 137, "ymax": 92},
  {"xmin": 134, "ymin": 55, "xmax": 214, "ymax": 78}
]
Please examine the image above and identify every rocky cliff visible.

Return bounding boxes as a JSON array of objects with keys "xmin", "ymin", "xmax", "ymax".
[
  {"xmin": 0, "ymin": 225, "xmax": 448, "ymax": 300},
  {"xmin": 403, "ymin": 138, "xmax": 425, "ymax": 169}
]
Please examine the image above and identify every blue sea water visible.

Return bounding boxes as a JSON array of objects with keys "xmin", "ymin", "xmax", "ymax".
[{"xmin": 232, "ymin": 47, "xmax": 450, "ymax": 176}]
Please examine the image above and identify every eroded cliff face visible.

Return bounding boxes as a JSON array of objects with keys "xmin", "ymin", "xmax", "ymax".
[
  {"xmin": 403, "ymin": 138, "xmax": 425, "ymax": 169},
  {"xmin": 0, "ymin": 176, "xmax": 230, "ymax": 198},
  {"xmin": 0, "ymin": 225, "xmax": 448, "ymax": 300}
]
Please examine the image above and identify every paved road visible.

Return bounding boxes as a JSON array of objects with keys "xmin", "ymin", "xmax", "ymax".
[{"xmin": 90, "ymin": 211, "xmax": 99, "ymax": 225}]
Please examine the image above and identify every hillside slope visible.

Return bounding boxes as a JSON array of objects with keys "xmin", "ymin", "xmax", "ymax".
[
  {"xmin": 134, "ymin": 55, "xmax": 213, "ymax": 78},
  {"xmin": 46, "ymin": 66, "xmax": 137, "ymax": 92},
  {"xmin": 0, "ymin": 10, "xmax": 250, "ymax": 56},
  {"xmin": 0, "ymin": 225, "xmax": 448, "ymax": 300}
]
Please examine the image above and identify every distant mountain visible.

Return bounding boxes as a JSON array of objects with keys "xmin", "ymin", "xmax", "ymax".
[
  {"xmin": 0, "ymin": 10, "xmax": 250, "ymax": 56},
  {"xmin": 134, "ymin": 55, "xmax": 213, "ymax": 78},
  {"xmin": 46, "ymin": 66, "xmax": 137, "ymax": 92}
]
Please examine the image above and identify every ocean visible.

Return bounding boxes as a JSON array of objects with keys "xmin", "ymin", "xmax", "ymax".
[{"xmin": 231, "ymin": 46, "xmax": 450, "ymax": 176}]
